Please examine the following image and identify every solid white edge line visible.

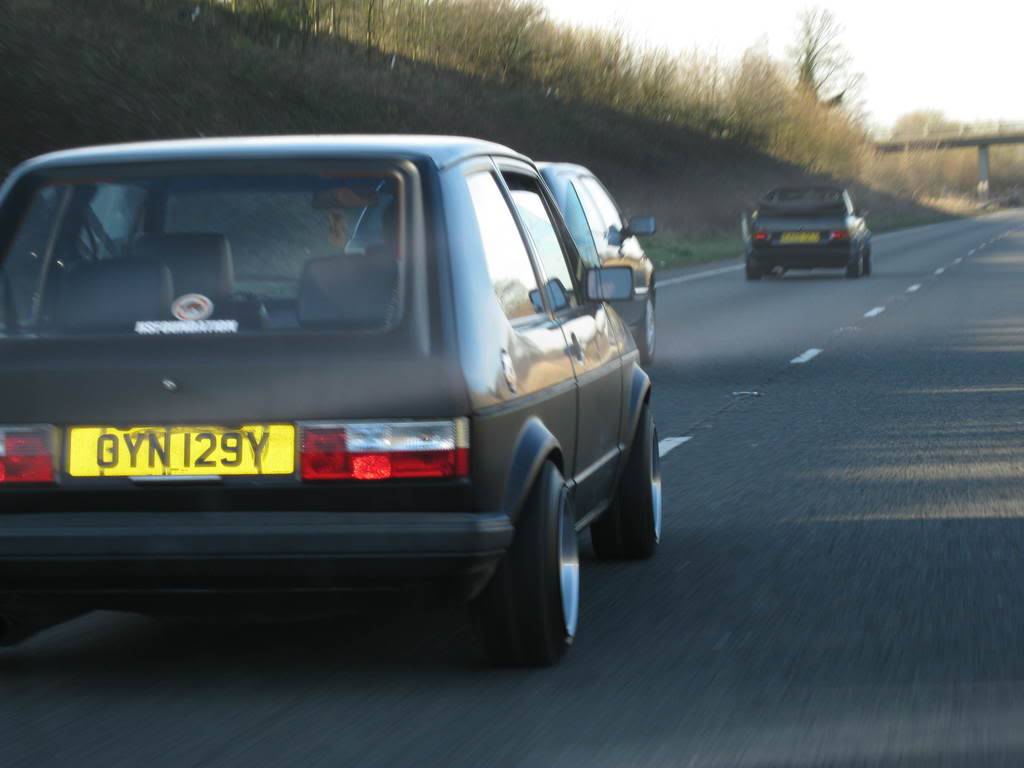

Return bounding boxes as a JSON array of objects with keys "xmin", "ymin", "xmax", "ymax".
[
  {"xmin": 864, "ymin": 307, "xmax": 885, "ymax": 318},
  {"xmin": 790, "ymin": 348, "xmax": 822, "ymax": 365},
  {"xmin": 934, "ymin": 267, "xmax": 945, "ymax": 275},
  {"xmin": 906, "ymin": 284, "xmax": 921, "ymax": 293},
  {"xmin": 658, "ymin": 436, "xmax": 692, "ymax": 457},
  {"xmin": 657, "ymin": 264, "xmax": 744, "ymax": 287}
]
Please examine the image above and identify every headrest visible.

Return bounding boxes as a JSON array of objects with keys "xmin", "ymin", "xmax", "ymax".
[
  {"xmin": 298, "ymin": 256, "xmax": 399, "ymax": 330},
  {"xmin": 133, "ymin": 233, "xmax": 234, "ymax": 298},
  {"xmin": 58, "ymin": 260, "xmax": 173, "ymax": 332}
]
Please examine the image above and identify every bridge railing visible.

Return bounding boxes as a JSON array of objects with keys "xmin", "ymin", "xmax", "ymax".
[{"xmin": 874, "ymin": 122, "xmax": 1024, "ymax": 143}]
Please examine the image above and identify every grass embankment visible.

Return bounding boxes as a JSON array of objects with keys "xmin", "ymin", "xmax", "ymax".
[{"xmin": 0, "ymin": 0, "xmax": 956, "ymax": 247}]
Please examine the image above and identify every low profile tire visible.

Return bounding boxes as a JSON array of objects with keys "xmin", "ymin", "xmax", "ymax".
[
  {"xmin": 473, "ymin": 461, "xmax": 579, "ymax": 667},
  {"xmin": 845, "ymin": 251, "xmax": 863, "ymax": 279},
  {"xmin": 637, "ymin": 296, "xmax": 656, "ymax": 365},
  {"xmin": 862, "ymin": 246, "xmax": 872, "ymax": 276},
  {"xmin": 591, "ymin": 402, "xmax": 662, "ymax": 560},
  {"xmin": 745, "ymin": 257, "xmax": 763, "ymax": 281}
]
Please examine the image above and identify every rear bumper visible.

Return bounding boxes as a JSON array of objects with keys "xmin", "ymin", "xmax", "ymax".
[
  {"xmin": 749, "ymin": 246, "xmax": 852, "ymax": 269},
  {"xmin": 0, "ymin": 511, "xmax": 514, "ymax": 597}
]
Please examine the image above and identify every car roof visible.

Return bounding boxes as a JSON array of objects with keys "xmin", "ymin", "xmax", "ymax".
[
  {"xmin": 6, "ymin": 135, "xmax": 531, "ymax": 177},
  {"xmin": 537, "ymin": 162, "xmax": 594, "ymax": 178}
]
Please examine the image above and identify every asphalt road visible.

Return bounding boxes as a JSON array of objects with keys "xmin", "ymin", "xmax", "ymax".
[{"xmin": 4, "ymin": 211, "xmax": 1024, "ymax": 767}]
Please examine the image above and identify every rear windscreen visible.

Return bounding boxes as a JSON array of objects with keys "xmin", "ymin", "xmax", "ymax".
[
  {"xmin": 0, "ymin": 167, "xmax": 405, "ymax": 337},
  {"xmin": 758, "ymin": 187, "xmax": 848, "ymax": 216}
]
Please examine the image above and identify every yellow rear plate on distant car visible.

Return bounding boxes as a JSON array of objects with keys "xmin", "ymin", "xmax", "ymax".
[
  {"xmin": 780, "ymin": 232, "xmax": 821, "ymax": 244},
  {"xmin": 67, "ymin": 425, "xmax": 295, "ymax": 477}
]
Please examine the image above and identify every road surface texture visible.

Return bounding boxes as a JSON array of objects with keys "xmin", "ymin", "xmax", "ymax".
[{"xmin": 4, "ymin": 211, "xmax": 1024, "ymax": 767}]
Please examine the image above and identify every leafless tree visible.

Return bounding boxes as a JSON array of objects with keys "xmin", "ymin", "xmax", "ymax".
[{"xmin": 789, "ymin": 8, "xmax": 861, "ymax": 107}]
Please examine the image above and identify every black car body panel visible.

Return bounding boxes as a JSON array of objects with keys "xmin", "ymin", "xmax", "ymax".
[{"xmin": 0, "ymin": 137, "xmax": 649, "ymax": 619}]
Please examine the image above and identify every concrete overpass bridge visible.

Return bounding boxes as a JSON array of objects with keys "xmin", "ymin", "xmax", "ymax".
[{"xmin": 873, "ymin": 123, "xmax": 1024, "ymax": 200}]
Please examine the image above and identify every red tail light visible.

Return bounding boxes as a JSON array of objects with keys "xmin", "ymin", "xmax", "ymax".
[
  {"xmin": 831, "ymin": 230, "xmax": 850, "ymax": 241},
  {"xmin": 753, "ymin": 231, "xmax": 770, "ymax": 242},
  {"xmin": 300, "ymin": 420, "xmax": 469, "ymax": 481},
  {"xmin": 0, "ymin": 426, "xmax": 56, "ymax": 484}
]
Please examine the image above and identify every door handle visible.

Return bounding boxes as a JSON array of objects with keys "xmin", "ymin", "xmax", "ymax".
[{"xmin": 568, "ymin": 333, "xmax": 585, "ymax": 364}]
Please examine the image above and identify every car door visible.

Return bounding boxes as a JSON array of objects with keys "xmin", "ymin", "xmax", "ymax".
[
  {"xmin": 458, "ymin": 163, "xmax": 581, "ymax": 511},
  {"xmin": 498, "ymin": 163, "xmax": 623, "ymax": 523}
]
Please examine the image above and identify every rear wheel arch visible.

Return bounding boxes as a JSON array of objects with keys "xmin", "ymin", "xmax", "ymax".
[
  {"xmin": 622, "ymin": 363, "xmax": 652, "ymax": 458},
  {"xmin": 502, "ymin": 417, "xmax": 564, "ymax": 526}
]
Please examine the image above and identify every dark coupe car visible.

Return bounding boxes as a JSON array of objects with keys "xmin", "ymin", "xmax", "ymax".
[
  {"xmin": 539, "ymin": 163, "xmax": 658, "ymax": 363},
  {"xmin": 743, "ymin": 186, "xmax": 872, "ymax": 280},
  {"xmin": 0, "ymin": 136, "xmax": 661, "ymax": 666}
]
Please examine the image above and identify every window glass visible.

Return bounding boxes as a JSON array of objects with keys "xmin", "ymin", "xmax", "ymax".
[
  {"xmin": 563, "ymin": 183, "xmax": 600, "ymax": 268},
  {"xmin": 90, "ymin": 184, "xmax": 145, "ymax": 243},
  {"xmin": 575, "ymin": 179, "xmax": 610, "ymax": 246},
  {"xmin": 580, "ymin": 176, "xmax": 623, "ymax": 232},
  {"xmin": 0, "ymin": 170, "xmax": 404, "ymax": 336},
  {"xmin": 507, "ymin": 182, "xmax": 578, "ymax": 312},
  {"xmin": 465, "ymin": 172, "xmax": 540, "ymax": 321}
]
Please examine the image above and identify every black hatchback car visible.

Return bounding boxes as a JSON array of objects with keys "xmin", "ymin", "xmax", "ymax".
[
  {"xmin": 0, "ymin": 136, "xmax": 661, "ymax": 666},
  {"xmin": 743, "ymin": 186, "xmax": 872, "ymax": 279}
]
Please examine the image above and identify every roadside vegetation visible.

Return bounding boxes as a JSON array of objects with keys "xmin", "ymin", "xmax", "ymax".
[{"xmin": 2, "ymin": 0, "xmax": 1018, "ymax": 269}]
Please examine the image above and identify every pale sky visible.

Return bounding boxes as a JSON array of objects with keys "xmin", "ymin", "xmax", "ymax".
[{"xmin": 542, "ymin": 0, "xmax": 1024, "ymax": 130}]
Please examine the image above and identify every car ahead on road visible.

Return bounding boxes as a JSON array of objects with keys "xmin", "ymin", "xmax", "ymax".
[
  {"xmin": 0, "ymin": 136, "xmax": 661, "ymax": 666},
  {"xmin": 539, "ymin": 163, "xmax": 658, "ymax": 364},
  {"xmin": 743, "ymin": 185, "xmax": 872, "ymax": 280}
]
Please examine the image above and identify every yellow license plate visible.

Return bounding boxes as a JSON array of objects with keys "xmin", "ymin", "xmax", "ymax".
[
  {"xmin": 67, "ymin": 425, "xmax": 295, "ymax": 478},
  {"xmin": 779, "ymin": 232, "xmax": 821, "ymax": 244}
]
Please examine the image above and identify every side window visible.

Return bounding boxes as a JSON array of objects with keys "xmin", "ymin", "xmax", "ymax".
[
  {"xmin": 575, "ymin": 180, "xmax": 609, "ymax": 247},
  {"xmin": 563, "ymin": 183, "xmax": 600, "ymax": 269},
  {"xmin": 580, "ymin": 176, "xmax": 624, "ymax": 234},
  {"xmin": 465, "ymin": 171, "xmax": 541, "ymax": 321},
  {"xmin": 504, "ymin": 174, "xmax": 579, "ymax": 312}
]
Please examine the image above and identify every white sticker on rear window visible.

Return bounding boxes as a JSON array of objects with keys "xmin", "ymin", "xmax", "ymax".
[
  {"xmin": 171, "ymin": 293, "xmax": 214, "ymax": 322},
  {"xmin": 134, "ymin": 320, "xmax": 239, "ymax": 335}
]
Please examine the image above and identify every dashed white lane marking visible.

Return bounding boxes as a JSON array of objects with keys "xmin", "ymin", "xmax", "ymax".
[
  {"xmin": 906, "ymin": 284, "xmax": 921, "ymax": 293},
  {"xmin": 934, "ymin": 267, "xmax": 945, "ymax": 275},
  {"xmin": 658, "ymin": 437, "xmax": 692, "ymax": 456},
  {"xmin": 969, "ymin": 249, "xmax": 976, "ymax": 255},
  {"xmin": 657, "ymin": 264, "xmax": 744, "ymax": 287},
  {"xmin": 953, "ymin": 257, "xmax": 963, "ymax": 265},
  {"xmin": 790, "ymin": 348, "xmax": 822, "ymax": 365},
  {"xmin": 864, "ymin": 307, "xmax": 886, "ymax": 318}
]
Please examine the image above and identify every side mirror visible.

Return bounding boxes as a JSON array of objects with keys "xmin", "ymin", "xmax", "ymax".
[
  {"xmin": 627, "ymin": 215, "xmax": 657, "ymax": 237},
  {"xmin": 586, "ymin": 266, "xmax": 634, "ymax": 302}
]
